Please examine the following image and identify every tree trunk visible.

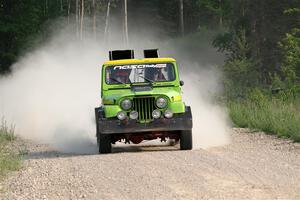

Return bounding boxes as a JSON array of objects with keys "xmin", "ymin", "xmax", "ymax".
[
  {"xmin": 242, "ymin": 0, "xmax": 245, "ymax": 17},
  {"xmin": 104, "ymin": 0, "xmax": 111, "ymax": 45},
  {"xmin": 92, "ymin": 0, "xmax": 97, "ymax": 40},
  {"xmin": 124, "ymin": 0, "xmax": 129, "ymax": 46},
  {"xmin": 179, "ymin": 0, "xmax": 184, "ymax": 36},
  {"xmin": 80, "ymin": 0, "xmax": 85, "ymax": 40},
  {"xmin": 219, "ymin": 0, "xmax": 223, "ymax": 27},
  {"xmin": 44, "ymin": 0, "xmax": 48, "ymax": 17},
  {"xmin": 76, "ymin": 0, "xmax": 79, "ymax": 38},
  {"xmin": 67, "ymin": 0, "xmax": 71, "ymax": 24},
  {"xmin": 60, "ymin": 0, "xmax": 63, "ymax": 12}
]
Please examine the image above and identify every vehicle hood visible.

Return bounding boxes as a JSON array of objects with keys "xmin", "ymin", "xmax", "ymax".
[{"xmin": 102, "ymin": 86, "xmax": 182, "ymax": 102}]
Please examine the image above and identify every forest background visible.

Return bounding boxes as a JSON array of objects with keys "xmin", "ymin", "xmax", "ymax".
[{"xmin": 1, "ymin": 0, "xmax": 300, "ymax": 142}]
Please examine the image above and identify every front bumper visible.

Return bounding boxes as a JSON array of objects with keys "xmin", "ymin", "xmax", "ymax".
[{"xmin": 96, "ymin": 107, "xmax": 193, "ymax": 134}]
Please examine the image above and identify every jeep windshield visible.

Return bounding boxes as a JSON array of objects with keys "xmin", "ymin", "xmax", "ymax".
[{"xmin": 105, "ymin": 63, "xmax": 176, "ymax": 85}]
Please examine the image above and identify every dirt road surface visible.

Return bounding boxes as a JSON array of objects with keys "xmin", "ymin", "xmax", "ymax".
[{"xmin": 1, "ymin": 128, "xmax": 300, "ymax": 200}]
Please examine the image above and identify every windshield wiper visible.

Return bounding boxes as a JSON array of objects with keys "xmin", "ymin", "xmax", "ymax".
[
  {"xmin": 110, "ymin": 77, "xmax": 125, "ymax": 84},
  {"xmin": 138, "ymin": 75, "xmax": 154, "ymax": 84}
]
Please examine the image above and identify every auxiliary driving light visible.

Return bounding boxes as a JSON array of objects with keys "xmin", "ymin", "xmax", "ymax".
[
  {"xmin": 117, "ymin": 111, "xmax": 127, "ymax": 120},
  {"xmin": 129, "ymin": 111, "xmax": 138, "ymax": 120},
  {"xmin": 120, "ymin": 99, "xmax": 132, "ymax": 110},
  {"xmin": 152, "ymin": 109, "xmax": 161, "ymax": 119},
  {"xmin": 156, "ymin": 97, "xmax": 167, "ymax": 108},
  {"xmin": 164, "ymin": 109, "xmax": 173, "ymax": 118}
]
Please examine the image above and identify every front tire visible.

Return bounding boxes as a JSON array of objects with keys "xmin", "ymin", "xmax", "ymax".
[
  {"xmin": 180, "ymin": 130, "xmax": 193, "ymax": 150},
  {"xmin": 98, "ymin": 134, "xmax": 112, "ymax": 154}
]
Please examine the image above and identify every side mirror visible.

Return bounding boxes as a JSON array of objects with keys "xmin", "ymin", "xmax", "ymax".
[{"xmin": 180, "ymin": 80, "xmax": 184, "ymax": 86}]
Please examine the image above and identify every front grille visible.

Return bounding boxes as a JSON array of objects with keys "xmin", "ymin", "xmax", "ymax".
[{"xmin": 133, "ymin": 97, "xmax": 155, "ymax": 122}]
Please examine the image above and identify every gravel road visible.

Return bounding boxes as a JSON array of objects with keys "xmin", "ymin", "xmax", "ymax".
[{"xmin": 1, "ymin": 128, "xmax": 300, "ymax": 200}]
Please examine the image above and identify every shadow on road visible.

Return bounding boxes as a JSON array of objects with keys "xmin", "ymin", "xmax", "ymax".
[
  {"xmin": 113, "ymin": 144, "xmax": 179, "ymax": 153},
  {"xmin": 25, "ymin": 140, "xmax": 179, "ymax": 160}
]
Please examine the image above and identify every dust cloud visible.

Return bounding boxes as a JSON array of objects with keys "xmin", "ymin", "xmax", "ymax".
[
  {"xmin": 180, "ymin": 64, "xmax": 231, "ymax": 149},
  {"xmin": 0, "ymin": 32, "xmax": 102, "ymax": 153},
  {"xmin": 0, "ymin": 21, "xmax": 230, "ymax": 153}
]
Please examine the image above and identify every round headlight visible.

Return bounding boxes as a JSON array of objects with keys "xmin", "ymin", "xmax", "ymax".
[
  {"xmin": 164, "ymin": 109, "xmax": 173, "ymax": 118},
  {"xmin": 120, "ymin": 99, "xmax": 132, "ymax": 110},
  {"xmin": 156, "ymin": 97, "xmax": 167, "ymax": 108},
  {"xmin": 117, "ymin": 111, "xmax": 127, "ymax": 120},
  {"xmin": 129, "ymin": 111, "xmax": 138, "ymax": 120},
  {"xmin": 152, "ymin": 109, "xmax": 161, "ymax": 119}
]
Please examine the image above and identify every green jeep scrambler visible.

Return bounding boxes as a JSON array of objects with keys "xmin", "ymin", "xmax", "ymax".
[{"xmin": 95, "ymin": 49, "xmax": 193, "ymax": 153}]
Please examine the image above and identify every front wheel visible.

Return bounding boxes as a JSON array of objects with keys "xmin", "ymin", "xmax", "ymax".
[
  {"xmin": 98, "ymin": 134, "xmax": 112, "ymax": 154},
  {"xmin": 180, "ymin": 130, "xmax": 193, "ymax": 150}
]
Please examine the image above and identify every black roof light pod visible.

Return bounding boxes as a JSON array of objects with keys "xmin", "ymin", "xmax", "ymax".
[
  {"xmin": 109, "ymin": 50, "xmax": 134, "ymax": 61},
  {"xmin": 144, "ymin": 49, "xmax": 159, "ymax": 58}
]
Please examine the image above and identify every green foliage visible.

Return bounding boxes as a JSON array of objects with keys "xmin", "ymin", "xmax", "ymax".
[
  {"xmin": 0, "ymin": 0, "xmax": 46, "ymax": 73},
  {"xmin": 195, "ymin": 0, "xmax": 232, "ymax": 28},
  {"xmin": 213, "ymin": 28, "xmax": 250, "ymax": 60},
  {"xmin": 229, "ymin": 98, "xmax": 300, "ymax": 142},
  {"xmin": 218, "ymin": 3, "xmax": 300, "ymax": 144},
  {"xmin": 247, "ymin": 88, "xmax": 268, "ymax": 103},
  {"xmin": 223, "ymin": 58, "xmax": 259, "ymax": 99},
  {"xmin": 284, "ymin": 7, "xmax": 300, "ymax": 15},
  {"xmin": 0, "ymin": 119, "xmax": 15, "ymax": 142},
  {"xmin": 214, "ymin": 27, "xmax": 264, "ymax": 99},
  {"xmin": 215, "ymin": 0, "xmax": 300, "ymax": 85},
  {"xmin": 0, "ymin": 119, "xmax": 20, "ymax": 178},
  {"xmin": 279, "ymin": 28, "xmax": 300, "ymax": 84}
]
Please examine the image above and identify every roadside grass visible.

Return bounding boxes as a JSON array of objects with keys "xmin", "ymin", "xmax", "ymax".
[
  {"xmin": 228, "ymin": 99, "xmax": 300, "ymax": 142},
  {"xmin": 0, "ymin": 119, "xmax": 21, "ymax": 179}
]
